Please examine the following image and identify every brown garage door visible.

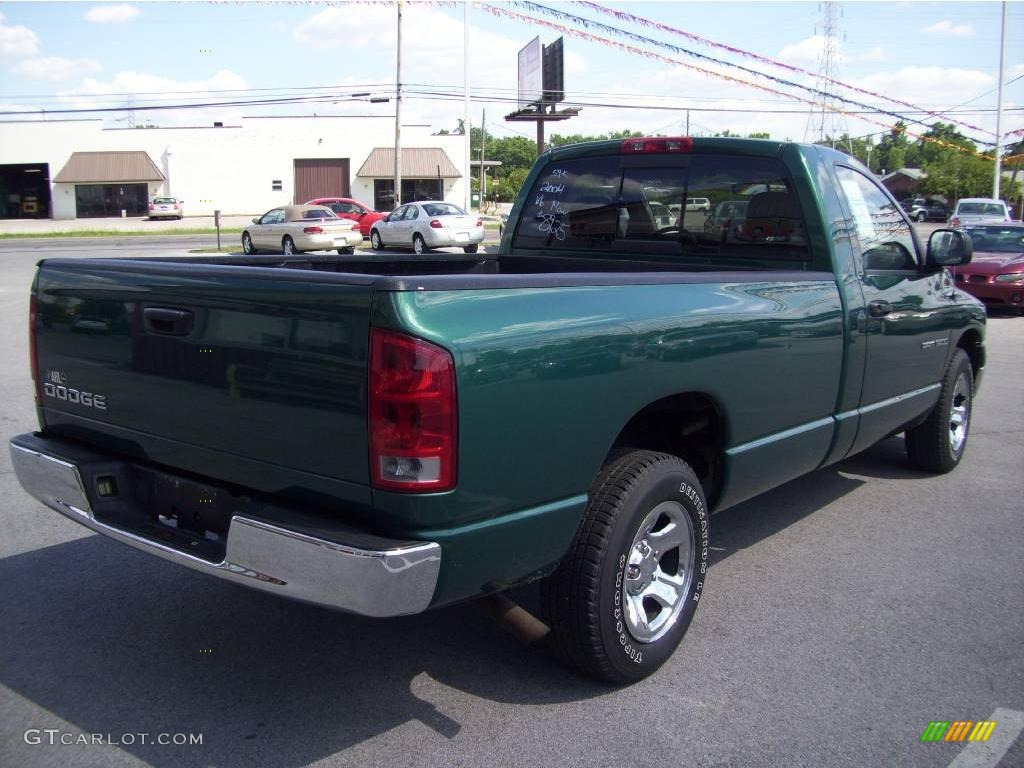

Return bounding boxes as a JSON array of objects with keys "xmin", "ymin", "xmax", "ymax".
[{"xmin": 293, "ymin": 158, "xmax": 350, "ymax": 203}]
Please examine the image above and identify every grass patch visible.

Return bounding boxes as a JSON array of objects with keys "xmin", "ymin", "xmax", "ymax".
[
  {"xmin": 0, "ymin": 228, "xmax": 244, "ymax": 239},
  {"xmin": 188, "ymin": 247, "xmax": 240, "ymax": 254}
]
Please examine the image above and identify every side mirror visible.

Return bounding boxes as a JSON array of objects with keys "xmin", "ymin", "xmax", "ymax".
[
  {"xmin": 926, "ymin": 228, "xmax": 972, "ymax": 268},
  {"xmin": 252, "ymin": 217, "xmax": 261, "ymax": 224}
]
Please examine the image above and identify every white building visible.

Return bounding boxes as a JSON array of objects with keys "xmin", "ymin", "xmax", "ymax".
[{"xmin": 0, "ymin": 116, "xmax": 468, "ymax": 220}]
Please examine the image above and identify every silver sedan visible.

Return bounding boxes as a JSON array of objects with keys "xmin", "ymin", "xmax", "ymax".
[{"xmin": 369, "ymin": 201, "xmax": 484, "ymax": 254}]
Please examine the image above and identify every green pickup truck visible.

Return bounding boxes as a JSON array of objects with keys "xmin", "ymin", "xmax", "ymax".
[{"xmin": 11, "ymin": 137, "xmax": 985, "ymax": 683}]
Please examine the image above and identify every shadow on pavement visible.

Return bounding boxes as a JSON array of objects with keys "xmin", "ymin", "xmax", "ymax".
[{"xmin": 0, "ymin": 434, "xmax": 928, "ymax": 766}]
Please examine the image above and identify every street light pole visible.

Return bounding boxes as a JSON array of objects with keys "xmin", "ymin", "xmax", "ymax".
[
  {"xmin": 394, "ymin": 1, "xmax": 403, "ymax": 210},
  {"xmin": 992, "ymin": 0, "xmax": 1007, "ymax": 199}
]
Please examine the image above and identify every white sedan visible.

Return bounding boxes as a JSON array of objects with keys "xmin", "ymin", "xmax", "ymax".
[
  {"xmin": 369, "ymin": 201, "xmax": 484, "ymax": 254},
  {"xmin": 241, "ymin": 205, "xmax": 362, "ymax": 255}
]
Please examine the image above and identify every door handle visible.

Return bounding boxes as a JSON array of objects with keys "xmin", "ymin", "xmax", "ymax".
[
  {"xmin": 867, "ymin": 300, "xmax": 892, "ymax": 318},
  {"xmin": 143, "ymin": 307, "xmax": 194, "ymax": 336}
]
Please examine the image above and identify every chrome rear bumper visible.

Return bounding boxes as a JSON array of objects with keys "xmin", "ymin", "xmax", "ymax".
[{"xmin": 9, "ymin": 434, "xmax": 441, "ymax": 617}]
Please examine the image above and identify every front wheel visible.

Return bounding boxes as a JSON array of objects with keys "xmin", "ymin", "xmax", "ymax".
[
  {"xmin": 541, "ymin": 450, "xmax": 709, "ymax": 684},
  {"xmin": 241, "ymin": 232, "xmax": 257, "ymax": 255},
  {"xmin": 905, "ymin": 349, "xmax": 973, "ymax": 472},
  {"xmin": 370, "ymin": 230, "xmax": 384, "ymax": 250},
  {"xmin": 916, "ymin": 211, "xmax": 927, "ymax": 222}
]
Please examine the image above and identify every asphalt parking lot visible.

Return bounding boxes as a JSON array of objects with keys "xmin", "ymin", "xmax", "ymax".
[{"xmin": 0, "ymin": 240, "xmax": 1021, "ymax": 768}]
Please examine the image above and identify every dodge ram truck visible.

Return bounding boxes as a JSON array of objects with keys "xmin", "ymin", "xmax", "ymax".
[{"xmin": 11, "ymin": 137, "xmax": 985, "ymax": 683}]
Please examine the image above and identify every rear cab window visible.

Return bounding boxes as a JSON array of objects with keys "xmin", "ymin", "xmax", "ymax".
[{"xmin": 512, "ymin": 151, "xmax": 816, "ymax": 269}]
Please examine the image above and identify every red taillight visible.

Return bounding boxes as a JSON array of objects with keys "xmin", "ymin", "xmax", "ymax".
[
  {"xmin": 429, "ymin": 219, "xmax": 443, "ymax": 229},
  {"xmin": 950, "ymin": 217, "xmax": 960, "ymax": 227},
  {"xmin": 303, "ymin": 226, "xmax": 324, "ymax": 234},
  {"xmin": 621, "ymin": 136, "xmax": 693, "ymax": 154},
  {"xmin": 148, "ymin": 203, "xmax": 154, "ymax": 210},
  {"xmin": 475, "ymin": 218, "xmax": 483, "ymax": 227},
  {"xmin": 369, "ymin": 328, "xmax": 457, "ymax": 492},
  {"xmin": 174, "ymin": 203, "xmax": 180, "ymax": 209},
  {"xmin": 29, "ymin": 294, "xmax": 40, "ymax": 406}
]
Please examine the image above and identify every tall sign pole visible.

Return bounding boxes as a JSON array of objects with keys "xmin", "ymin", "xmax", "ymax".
[
  {"xmin": 394, "ymin": 1, "xmax": 403, "ymax": 209},
  {"xmin": 993, "ymin": 0, "xmax": 1007, "ymax": 200}
]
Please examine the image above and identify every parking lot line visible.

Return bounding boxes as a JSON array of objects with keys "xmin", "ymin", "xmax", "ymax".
[{"xmin": 947, "ymin": 708, "xmax": 1024, "ymax": 768}]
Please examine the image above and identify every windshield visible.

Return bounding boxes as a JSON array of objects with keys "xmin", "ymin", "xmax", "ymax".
[
  {"xmin": 422, "ymin": 203, "xmax": 465, "ymax": 216},
  {"xmin": 513, "ymin": 153, "xmax": 810, "ymax": 267},
  {"xmin": 964, "ymin": 226, "xmax": 1024, "ymax": 253},
  {"xmin": 958, "ymin": 202, "xmax": 1006, "ymax": 216}
]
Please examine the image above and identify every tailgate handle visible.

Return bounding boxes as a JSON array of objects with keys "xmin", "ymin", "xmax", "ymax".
[{"xmin": 144, "ymin": 307, "xmax": 194, "ymax": 336}]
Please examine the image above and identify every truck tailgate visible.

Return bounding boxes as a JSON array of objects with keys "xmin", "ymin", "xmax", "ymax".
[{"xmin": 33, "ymin": 259, "xmax": 374, "ymax": 498}]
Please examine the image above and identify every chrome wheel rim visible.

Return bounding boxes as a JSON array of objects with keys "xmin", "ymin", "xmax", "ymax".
[
  {"xmin": 242, "ymin": 234, "xmax": 252, "ymax": 253},
  {"xmin": 413, "ymin": 237, "xmax": 424, "ymax": 254},
  {"xmin": 371, "ymin": 232, "xmax": 381, "ymax": 249},
  {"xmin": 623, "ymin": 501, "xmax": 695, "ymax": 644},
  {"xmin": 283, "ymin": 238, "xmax": 293, "ymax": 255},
  {"xmin": 949, "ymin": 372, "xmax": 970, "ymax": 455}
]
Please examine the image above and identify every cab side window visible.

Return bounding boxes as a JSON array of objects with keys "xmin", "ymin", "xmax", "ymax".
[{"xmin": 835, "ymin": 166, "xmax": 918, "ymax": 271}]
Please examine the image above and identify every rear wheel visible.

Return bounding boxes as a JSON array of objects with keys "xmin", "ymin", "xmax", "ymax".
[
  {"xmin": 541, "ymin": 450, "xmax": 709, "ymax": 684},
  {"xmin": 413, "ymin": 234, "xmax": 426, "ymax": 255},
  {"xmin": 464, "ymin": 244, "xmax": 479, "ymax": 254},
  {"xmin": 337, "ymin": 246, "xmax": 355, "ymax": 255},
  {"xmin": 370, "ymin": 230, "xmax": 384, "ymax": 250},
  {"xmin": 905, "ymin": 349, "xmax": 973, "ymax": 473},
  {"xmin": 282, "ymin": 236, "xmax": 296, "ymax": 256}
]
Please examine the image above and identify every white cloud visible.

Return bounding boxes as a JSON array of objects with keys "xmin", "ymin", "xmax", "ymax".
[
  {"xmin": 0, "ymin": 11, "xmax": 40, "ymax": 57},
  {"xmin": 923, "ymin": 20, "xmax": 975, "ymax": 37},
  {"xmin": 860, "ymin": 46, "xmax": 885, "ymax": 64},
  {"xmin": 778, "ymin": 35, "xmax": 828, "ymax": 65},
  {"xmin": 14, "ymin": 56, "xmax": 102, "ymax": 82},
  {"xmin": 85, "ymin": 5, "xmax": 140, "ymax": 24},
  {"xmin": 58, "ymin": 69, "xmax": 250, "ymax": 127}
]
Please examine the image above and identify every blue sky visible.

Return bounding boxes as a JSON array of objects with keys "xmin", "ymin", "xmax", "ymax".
[{"xmin": 0, "ymin": 1, "xmax": 1021, "ymax": 148}]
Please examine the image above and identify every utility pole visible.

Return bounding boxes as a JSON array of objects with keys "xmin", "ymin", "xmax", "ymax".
[
  {"xmin": 464, "ymin": 1, "xmax": 471, "ymax": 211},
  {"xmin": 479, "ymin": 108, "xmax": 486, "ymax": 205},
  {"xmin": 685, "ymin": 109, "xmax": 690, "ymax": 136},
  {"xmin": 993, "ymin": 0, "xmax": 1007, "ymax": 199},
  {"xmin": 393, "ymin": 1, "xmax": 403, "ymax": 209}
]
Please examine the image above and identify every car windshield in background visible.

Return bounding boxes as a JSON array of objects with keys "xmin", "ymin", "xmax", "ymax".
[
  {"xmin": 965, "ymin": 225, "xmax": 1024, "ymax": 252},
  {"xmin": 513, "ymin": 154, "xmax": 810, "ymax": 265},
  {"xmin": 958, "ymin": 203, "xmax": 1006, "ymax": 216},
  {"xmin": 422, "ymin": 203, "xmax": 465, "ymax": 216}
]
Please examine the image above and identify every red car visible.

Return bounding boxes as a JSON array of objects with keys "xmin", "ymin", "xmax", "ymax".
[
  {"xmin": 953, "ymin": 223, "xmax": 1024, "ymax": 314},
  {"xmin": 305, "ymin": 197, "xmax": 384, "ymax": 237}
]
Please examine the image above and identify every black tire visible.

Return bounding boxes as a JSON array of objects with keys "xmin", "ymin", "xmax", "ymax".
[
  {"xmin": 282, "ymin": 236, "xmax": 296, "ymax": 256},
  {"xmin": 337, "ymin": 246, "xmax": 355, "ymax": 255},
  {"xmin": 370, "ymin": 230, "xmax": 384, "ymax": 250},
  {"xmin": 541, "ymin": 450, "xmax": 709, "ymax": 684},
  {"xmin": 916, "ymin": 211, "xmax": 927, "ymax": 222},
  {"xmin": 463, "ymin": 244, "xmax": 479, "ymax": 254},
  {"xmin": 241, "ymin": 232, "xmax": 257, "ymax": 255},
  {"xmin": 413, "ymin": 234, "xmax": 426, "ymax": 255},
  {"xmin": 905, "ymin": 349, "xmax": 973, "ymax": 473}
]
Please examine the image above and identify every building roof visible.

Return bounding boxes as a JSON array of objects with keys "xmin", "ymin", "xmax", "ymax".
[
  {"xmin": 54, "ymin": 151, "xmax": 165, "ymax": 183},
  {"xmin": 880, "ymin": 167, "xmax": 927, "ymax": 183},
  {"xmin": 356, "ymin": 147, "xmax": 461, "ymax": 178}
]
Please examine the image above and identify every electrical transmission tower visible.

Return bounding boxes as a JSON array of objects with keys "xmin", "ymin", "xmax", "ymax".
[{"xmin": 804, "ymin": 2, "xmax": 851, "ymax": 149}]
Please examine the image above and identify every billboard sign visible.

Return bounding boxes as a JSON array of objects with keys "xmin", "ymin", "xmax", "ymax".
[
  {"xmin": 517, "ymin": 37, "xmax": 543, "ymax": 107},
  {"xmin": 542, "ymin": 37, "xmax": 564, "ymax": 104}
]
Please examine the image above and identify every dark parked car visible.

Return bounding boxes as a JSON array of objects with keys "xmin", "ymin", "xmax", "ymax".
[{"xmin": 900, "ymin": 198, "xmax": 949, "ymax": 223}]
